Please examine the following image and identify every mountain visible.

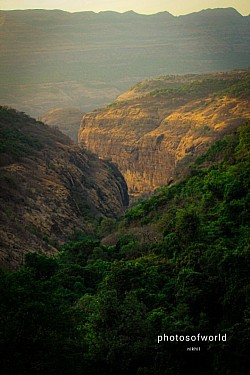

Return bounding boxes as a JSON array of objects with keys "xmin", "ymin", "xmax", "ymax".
[
  {"xmin": 78, "ymin": 69, "xmax": 250, "ymax": 196},
  {"xmin": 0, "ymin": 118, "xmax": 249, "ymax": 375},
  {"xmin": 38, "ymin": 107, "xmax": 84, "ymax": 142},
  {"xmin": 0, "ymin": 8, "xmax": 249, "ymax": 117},
  {"xmin": 0, "ymin": 106, "xmax": 128, "ymax": 269}
]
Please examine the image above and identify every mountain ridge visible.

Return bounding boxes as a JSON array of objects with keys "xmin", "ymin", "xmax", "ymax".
[
  {"xmin": 1, "ymin": 8, "xmax": 249, "ymax": 117},
  {"xmin": 0, "ymin": 7, "xmax": 246, "ymax": 17}
]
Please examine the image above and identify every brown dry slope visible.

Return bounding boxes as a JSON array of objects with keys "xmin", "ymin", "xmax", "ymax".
[
  {"xmin": 78, "ymin": 69, "xmax": 250, "ymax": 195},
  {"xmin": 38, "ymin": 107, "xmax": 84, "ymax": 142},
  {"xmin": 0, "ymin": 107, "xmax": 128, "ymax": 269}
]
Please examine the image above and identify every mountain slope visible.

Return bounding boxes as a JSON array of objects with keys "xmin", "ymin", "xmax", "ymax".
[
  {"xmin": 1, "ymin": 120, "xmax": 249, "ymax": 375},
  {"xmin": 38, "ymin": 107, "xmax": 84, "ymax": 142},
  {"xmin": 0, "ymin": 8, "xmax": 250, "ymax": 116},
  {"xmin": 78, "ymin": 69, "xmax": 250, "ymax": 195},
  {"xmin": 95, "ymin": 122, "xmax": 250, "ymax": 374},
  {"xmin": 0, "ymin": 106, "xmax": 128, "ymax": 269}
]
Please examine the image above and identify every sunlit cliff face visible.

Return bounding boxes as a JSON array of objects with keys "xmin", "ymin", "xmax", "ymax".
[{"xmin": 78, "ymin": 70, "xmax": 250, "ymax": 195}]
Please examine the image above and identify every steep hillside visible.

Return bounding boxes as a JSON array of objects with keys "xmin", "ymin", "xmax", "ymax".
[
  {"xmin": 0, "ymin": 8, "xmax": 250, "ymax": 116},
  {"xmin": 1, "ymin": 121, "xmax": 249, "ymax": 375},
  {"xmin": 38, "ymin": 107, "xmax": 84, "ymax": 142},
  {"xmin": 0, "ymin": 107, "xmax": 128, "ymax": 269},
  {"xmin": 79, "ymin": 69, "xmax": 250, "ymax": 195}
]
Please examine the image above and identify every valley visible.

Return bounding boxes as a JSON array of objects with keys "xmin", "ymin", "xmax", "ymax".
[{"xmin": 0, "ymin": 6, "xmax": 249, "ymax": 374}]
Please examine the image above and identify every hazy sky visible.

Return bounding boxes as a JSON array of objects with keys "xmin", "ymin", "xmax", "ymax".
[{"xmin": 0, "ymin": 0, "xmax": 250, "ymax": 15}]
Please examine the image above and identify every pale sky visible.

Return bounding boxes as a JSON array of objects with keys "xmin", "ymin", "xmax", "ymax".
[{"xmin": 0, "ymin": 0, "xmax": 250, "ymax": 15}]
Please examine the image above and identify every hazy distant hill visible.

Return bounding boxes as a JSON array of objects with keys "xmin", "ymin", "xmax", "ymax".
[
  {"xmin": 38, "ymin": 107, "xmax": 84, "ymax": 142},
  {"xmin": 0, "ymin": 8, "xmax": 249, "ymax": 116}
]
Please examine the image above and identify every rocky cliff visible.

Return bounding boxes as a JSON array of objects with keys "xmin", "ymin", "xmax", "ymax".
[
  {"xmin": 78, "ymin": 69, "xmax": 250, "ymax": 195},
  {"xmin": 0, "ymin": 107, "xmax": 128, "ymax": 269}
]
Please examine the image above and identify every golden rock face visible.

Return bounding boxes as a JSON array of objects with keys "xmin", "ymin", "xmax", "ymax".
[
  {"xmin": 0, "ymin": 108, "xmax": 128, "ymax": 269},
  {"xmin": 78, "ymin": 70, "xmax": 250, "ymax": 195}
]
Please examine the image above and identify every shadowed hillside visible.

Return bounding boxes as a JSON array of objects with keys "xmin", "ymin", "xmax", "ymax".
[{"xmin": 0, "ymin": 106, "xmax": 128, "ymax": 269}]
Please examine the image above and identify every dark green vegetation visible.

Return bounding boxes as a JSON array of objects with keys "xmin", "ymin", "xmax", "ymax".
[
  {"xmin": 1, "ymin": 122, "xmax": 249, "ymax": 374},
  {"xmin": 1, "ymin": 8, "xmax": 250, "ymax": 116},
  {"xmin": 128, "ymin": 69, "xmax": 250, "ymax": 100},
  {"xmin": 0, "ymin": 107, "xmax": 43, "ymax": 158},
  {"xmin": 149, "ymin": 76, "xmax": 250, "ymax": 99}
]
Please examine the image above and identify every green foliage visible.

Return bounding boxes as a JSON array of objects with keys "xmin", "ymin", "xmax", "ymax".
[
  {"xmin": 0, "ymin": 106, "xmax": 43, "ymax": 158},
  {"xmin": 217, "ymin": 78, "xmax": 250, "ymax": 98},
  {"xmin": 97, "ymin": 217, "xmax": 117, "ymax": 237},
  {"xmin": 0, "ymin": 127, "xmax": 42, "ymax": 157},
  {"xmin": 0, "ymin": 266, "xmax": 84, "ymax": 375},
  {"xmin": 150, "ymin": 77, "xmax": 242, "ymax": 99},
  {"xmin": 0, "ymin": 123, "xmax": 249, "ymax": 374}
]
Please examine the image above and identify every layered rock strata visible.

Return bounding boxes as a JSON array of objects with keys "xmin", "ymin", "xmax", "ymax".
[{"xmin": 79, "ymin": 70, "xmax": 250, "ymax": 195}]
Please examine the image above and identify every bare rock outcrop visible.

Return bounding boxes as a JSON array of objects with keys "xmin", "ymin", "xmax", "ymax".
[{"xmin": 79, "ymin": 70, "xmax": 250, "ymax": 195}]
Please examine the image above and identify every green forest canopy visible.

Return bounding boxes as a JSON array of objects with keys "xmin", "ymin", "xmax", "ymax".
[{"xmin": 0, "ymin": 122, "xmax": 249, "ymax": 374}]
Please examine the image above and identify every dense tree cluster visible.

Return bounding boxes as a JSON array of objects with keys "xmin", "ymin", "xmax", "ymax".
[{"xmin": 0, "ymin": 123, "xmax": 249, "ymax": 374}]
